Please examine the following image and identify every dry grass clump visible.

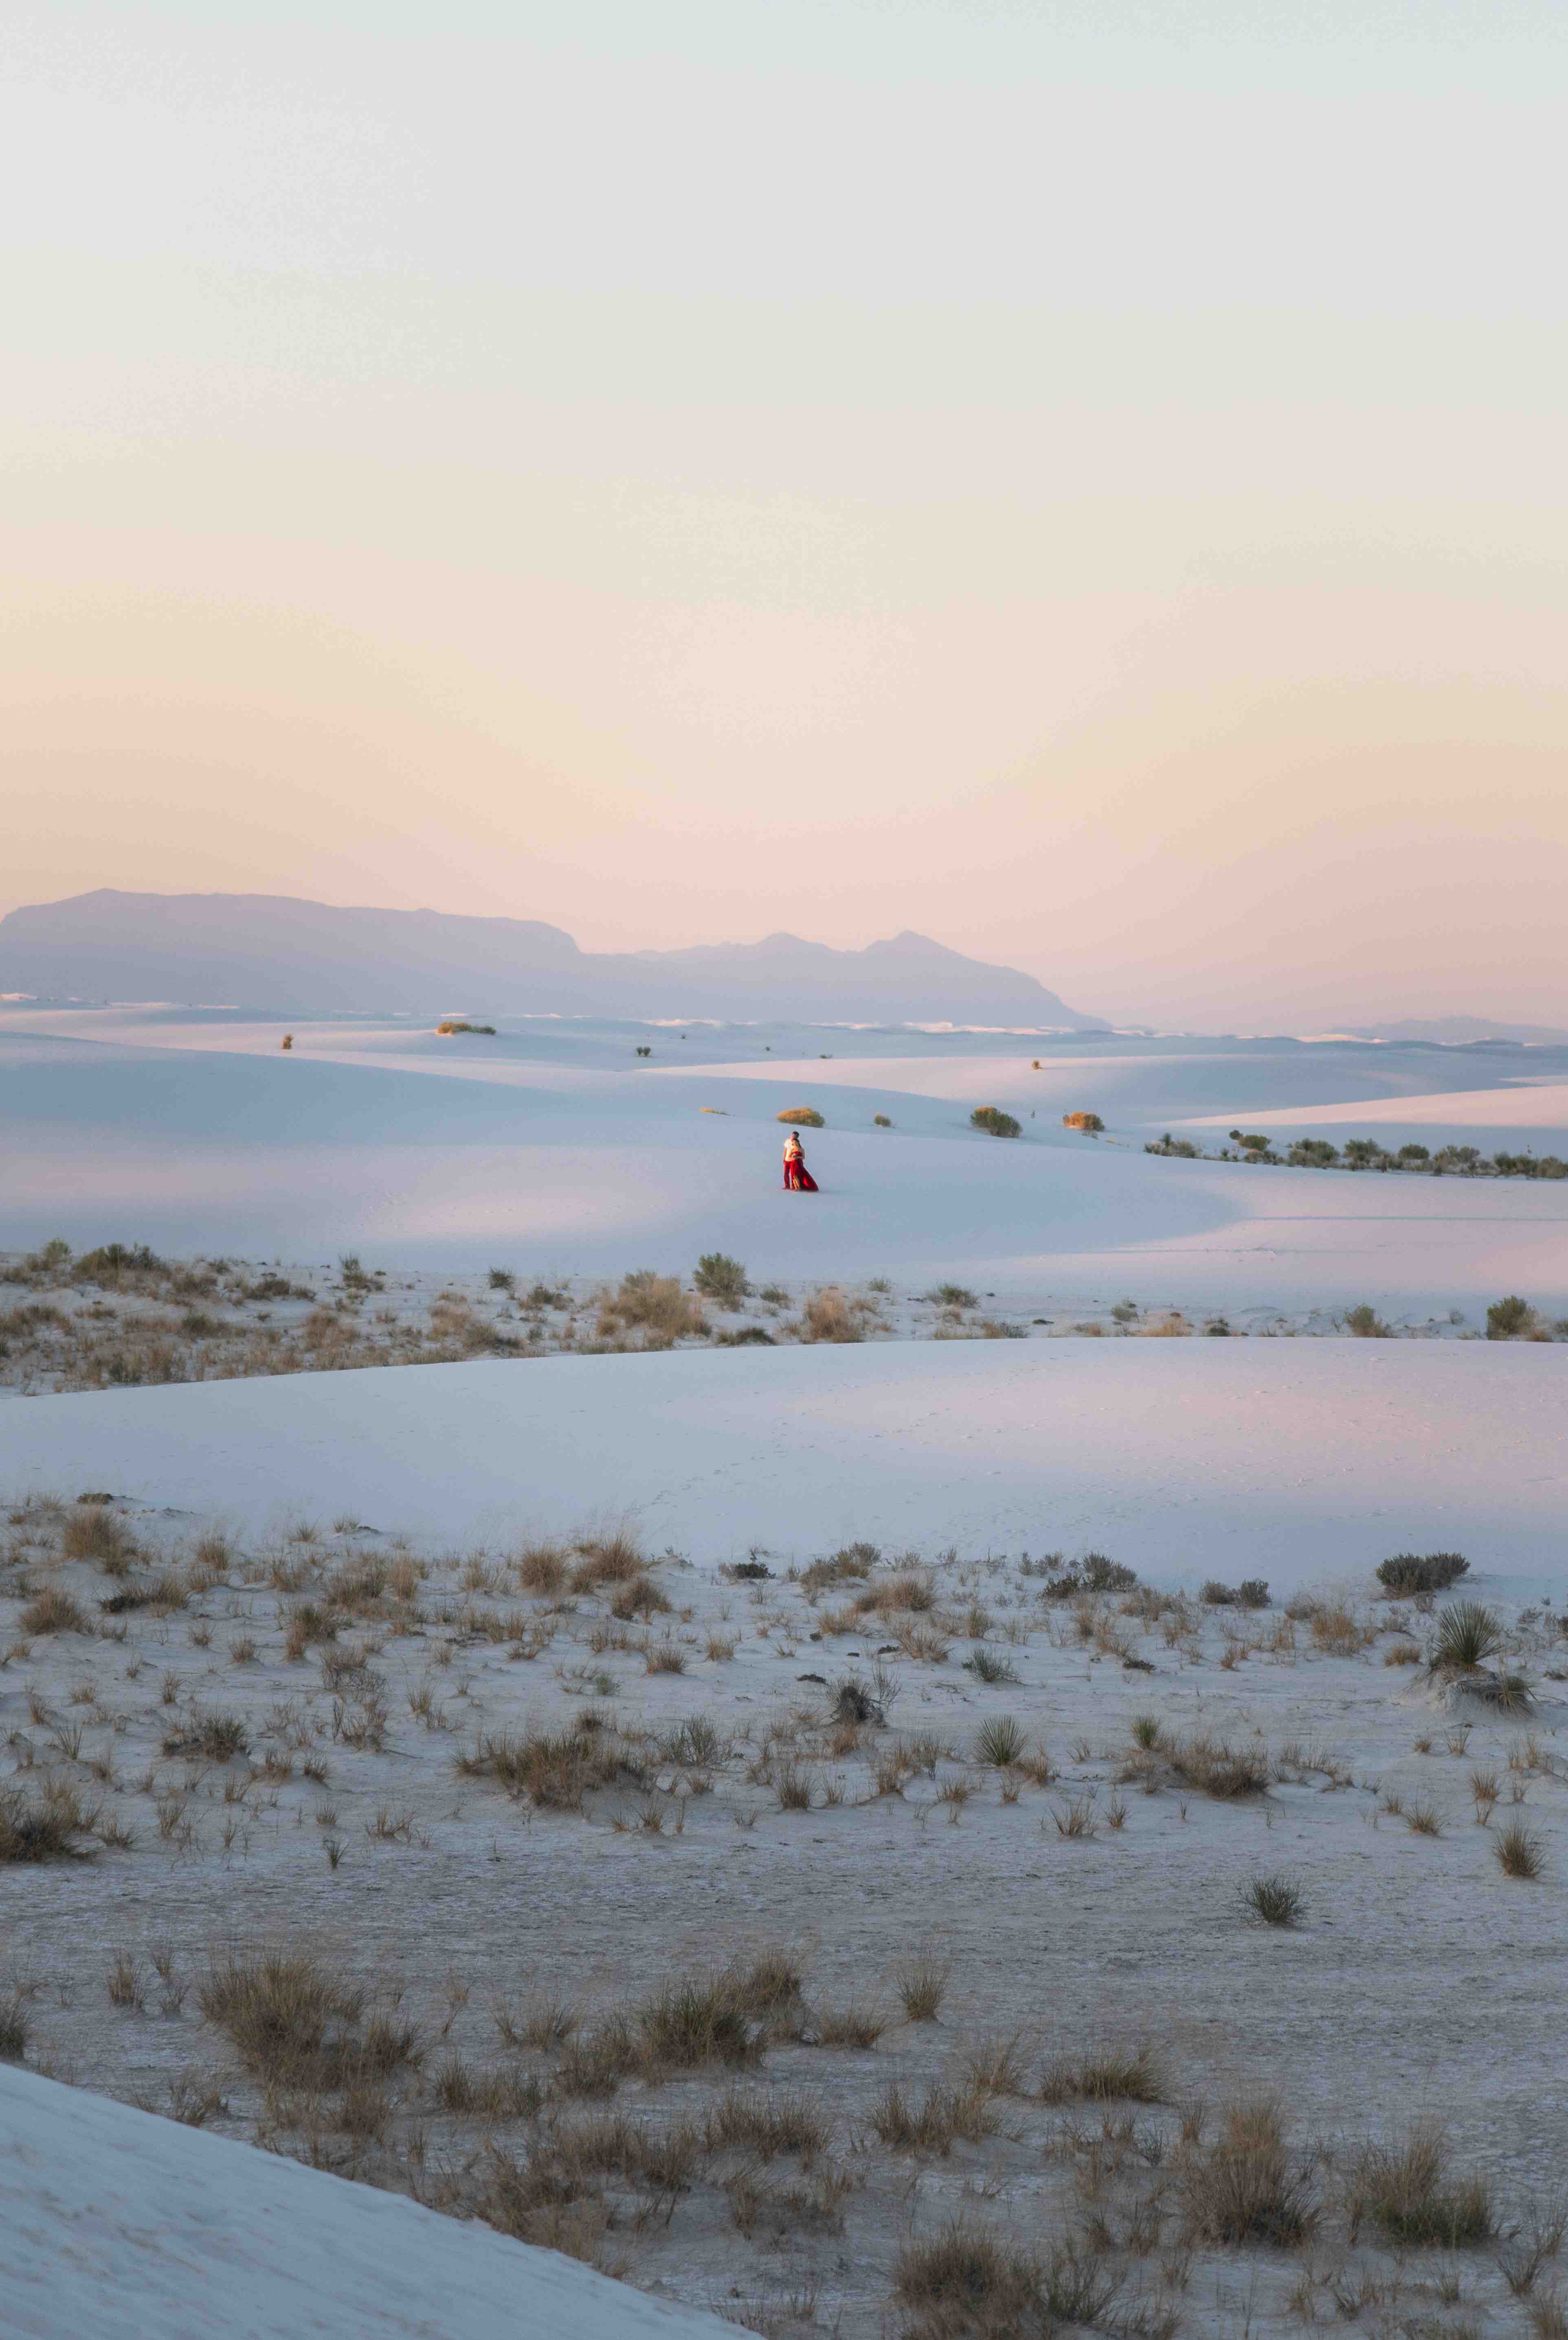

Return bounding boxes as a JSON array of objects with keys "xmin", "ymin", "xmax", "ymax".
[
  {"xmin": 895, "ymin": 1957, "xmax": 950, "ymax": 2022},
  {"xmin": 199, "ymin": 1951, "xmax": 418, "ymax": 2090},
  {"xmin": 516, "ymin": 1543, "xmax": 567, "ymax": 1594},
  {"xmin": 457, "ymin": 1721, "xmax": 644, "ymax": 1809},
  {"xmin": 0, "ymin": 1781, "xmax": 98, "ymax": 1863},
  {"xmin": 800, "ymin": 1543, "xmax": 878, "ymax": 1593},
  {"xmin": 60, "ymin": 1506, "xmax": 138, "ymax": 1567},
  {"xmin": 595, "ymin": 1271, "xmax": 705, "ymax": 1347},
  {"xmin": 1243, "ymin": 1873, "xmax": 1305, "ymax": 1927},
  {"xmin": 1351, "ymin": 2119, "xmax": 1492, "ymax": 2246},
  {"xmin": 894, "ymin": 2219, "xmax": 1088, "ymax": 2340},
  {"xmin": 19, "ymin": 1587, "xmax": 91, "ymax": 1636},
  {"xmin": 1038, "ymin": 2044, "xmax": 1165, "ymax": 2104},
  {"xmin": 1494, "ymin": 1820, "xmax": 1545, "ymax": 1879},
  {"xmin": 798, "ymin": 1287, "xmax": 865, "ymax": 1345},
  {"xmin": 776, "ymin": 1106, "xmax": 824, "ymax": 1127},
  {"xmin": 812, "ymin": 2003, "xmax": 885, "ymax": 2048},
  {"xmin": 1164, "ymin": 1734, "xmax": 1270, "ymax": 1800},
  {"xmin": 704, "ymin": 2088, "xmax": 828, "ymax": 2161},
  {"xmin": 855, "ymin": 1571, "xmax": 936, "ymax": 1618},
  {"xmin": 871, "ymin": 2079, "xmax": 997, "ymax": 2154},
  {"xmin": 1182, "ymin": 2101, "xmax": 1314, "ymax": 2246},
  {"xmin": 569, "ymin": 1534, "xmax": 645, "ymax": 1591}
]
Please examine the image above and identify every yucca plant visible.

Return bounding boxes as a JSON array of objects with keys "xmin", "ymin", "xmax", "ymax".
[{"xmin": 1432, "ymin": 1600, "xmax": 1502, "ymax": 1672}]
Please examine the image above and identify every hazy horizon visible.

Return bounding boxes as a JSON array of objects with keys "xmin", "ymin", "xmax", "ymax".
[{"xmin": 7, "ymin": 0, "xmax": 1565, "ymax": 1028}]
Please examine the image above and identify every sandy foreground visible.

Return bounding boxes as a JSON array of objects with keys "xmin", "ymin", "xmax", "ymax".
[{"xmin": 2, "ymin": 1009, "xmax": 1567, "ymax": 2337}]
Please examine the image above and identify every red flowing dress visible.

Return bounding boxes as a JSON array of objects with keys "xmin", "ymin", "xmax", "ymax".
[{"xmin": 783, "ymin": 1146, "xmax": 819, "ymax": 1192}]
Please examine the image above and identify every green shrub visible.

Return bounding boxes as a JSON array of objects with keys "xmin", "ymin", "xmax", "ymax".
[
  {"xmin": 1487, "ymin": 1294, "xmax": 1536, "ymax": 1339},
  {"xmin": 1432, "ymin": 1600, "xmax": 1502, "ymax": 1671},
  {"xmin": 1061, "ymin": 1110, "xmax": 1104, "ymax": 1132},
  {"xmin": 1287, "ymin": 1140, "xmax": 1339, "ymax": 1168},
  {"xmin": 1376, "ymin": 1552, "xmax": 1468, "ymax": 1596},
  {"xmin": 1345, "ymin": 1303, "xmax": 1392, "ymax": 1338},
  {"xmin": 873, "ymin": 1113, "xmax": 892, "ymax": 1127},
  {"xmin": 971, "ymin": 1106, "xmax": 1021, "ymax": 1139},
  {"xmin": 693, "ymin": 1253, "xmax": 749, "ymax": 1304}
]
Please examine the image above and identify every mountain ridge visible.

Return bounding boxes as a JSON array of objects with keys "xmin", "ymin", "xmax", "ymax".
[{"xmin": 0, "ymin": 890, "xmax": 1102, "ymax": 1027}]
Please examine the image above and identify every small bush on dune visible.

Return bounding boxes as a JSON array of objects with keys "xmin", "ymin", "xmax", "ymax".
[
  {"xmin": 20, "ymin": 1588, "xmax": 90, "ymax": 1636},
  {"xmin": 1494, "ymin": 1820, "xmax": 1545, "ymax": 1879},
  {"xmin": 569, "ymin": 1533, "xmax": 644, "ymax": 1589},
  {"xmin": 974, "ymin": 1715, "xmax": 1026, "ymax": 1768},
  {"xmin": 1432, "ymin": 1601, "xmax": 1503, "ymax": 1672},
  {"xmin": 1345, "ymin": 1303, "xmax": 1392, "ymax": 1338},
  {"xmin": 1039, "ymin": 2045, "xmax": 1165, "ymax": 2105},
  {"xmin": 1203, "ymin": 1578, "xmax": 1270, "ymax": 1609},
  {"xmin": 0, "ymin": 1782, "xmax": 97, "ymax": 1864},
  {"xmin": 516, "ymin": 1543, "xmax": 567, "ymax": 1594},
  {"xmin": 776, "ymin": 1106, "xmax": 824, "ymax": 1128},
  {"xmin": 1244, "ymin": 1873, "xmax": 1304, "ymax": 1927},
  {"xmin": 1352, "ymin": 2120, "xmax": 1492, "ymax": 2246},
  {"xmin": 1376, "ymin": 1552, "xmax": 1469, "ymax": 1596},
  {"xmin": 693, "ymin": 1252, "xmax": 749, "ymax": 1304},
  {"xmin": 1487, "ymin": 1294, "xmax": 1537, "ymax": 1339},
  {"xmin": 61, "ymin": 1506, "xmax": 137, "ymax": 1567},
  {"xmin": 597, "ymin": 1271, "xmax": 705, "ymax": 1346},
  {"xmin": 799, "ymin": 1288, "xmax": 865, "ymax": 1344},
  {"xmin": 1061, "ymin": 1110, "xmax": 1104, "ymax": 1132},
  {"xmin": 970, "ymin": 1106, "xmax": 1021, "ymax": 1139},
  {"xmin": 1184, "ymin": 2101, "xmax": 1314, "ymax": 2246}
]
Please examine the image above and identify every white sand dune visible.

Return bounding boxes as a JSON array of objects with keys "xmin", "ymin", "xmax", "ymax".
[
  {"xmin": 0, "ymin": 2064, "xmax": 744, "ymax": 2339},
  {"xmin": 4, "ymin": 1340, "xmax": 1565, "ymax": 1599},
  {"xmin": 3, "ymin": 1009, "xmax": 1567, "ymax": 1310}
]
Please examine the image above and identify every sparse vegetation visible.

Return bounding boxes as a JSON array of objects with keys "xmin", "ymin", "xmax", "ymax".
[
  {"xmin": 970, "ymin": 1106, "xmax": 1021, "ymax": 1139},
  {"xmin": 1244, "ymin": 1873, "xmax": 1304, "ymax": 1927},
  {"xmin": 1377, "ymin": 1551, "xmax": 1470, "ymax": 1595},
  {"xmin": 775, "ymin": 1106, "xmax": 824, "ymax": 1128}
]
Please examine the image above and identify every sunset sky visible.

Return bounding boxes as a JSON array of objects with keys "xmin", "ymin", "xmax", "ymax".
[{"xmin": 5, "ymin": 0, "xmax": 1564, "ymax": 1026}]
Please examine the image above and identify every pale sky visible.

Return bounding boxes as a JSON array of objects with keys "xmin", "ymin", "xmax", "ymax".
[{"xmin": 4, "ymin": 1, "xmax": 1565, "ymax": 1027}]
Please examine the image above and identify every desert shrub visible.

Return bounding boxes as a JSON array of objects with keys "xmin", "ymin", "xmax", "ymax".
[
  {"xmin": 1345, "ymin": 1303, "xmax": 1392, "ymax": 1338},
  {"xmin": 894, "ymin": 1958, "xmax": 949, "ymax": 2023},
  {"xmin": 1038, "ymin": 2045, "xmax": 1165, "ymax": 2103},
  {"xmin": 163, "ymin": 1710, "xmax": 249, "ymax": 1762},
  {"xmin": 200, "ymin": 1951, "xmax": 416, "ymax": 2089},
  {"xmin": 1432, "ymin": 1601, "xmax": 1503, "ymax": 1672},
  {"xmin": 873, "ymin": 1113, "xmax": 892, "ymax": 1127},
  {"xmin": 74, "ymin": 1242, "xmax": 165, "ymax": 1284},
  {"xmin": 457, "ymin": 1724, "xmax": 643, "ymax": 1808},
  {"xmin": 799, "ymin": 1288, "xmax": 863, "ymax": 1344},
  {"xmin": 516, "ymin": 1543, "xmax": 567, "ymax": 1594},
  {"xmin": 1287, "ymin": 1140, "xmax": 1339, "ymax": 1168},
  {"xmin": 1061, "ymin": 1110, "xmax": 1104, "ymax": 1132},
  {"xmin": 963, "ymin": 1648, "xmax": 1021, "ymax": 1686},
  {"xmin": 1244, "ymin": 1873, "xmax": 1304, "ymax": 1927},
  {"xmin": 1166, "ymin": 1734, "xmax": 1269, "ymax": 1799},
  {"xmin": 1376, "ymin": 1552, "xmax": 1469, "ymax": 1596},
  {"xmin": 61, "ymin": 1507, "xmax": 137, "ymax": 1566},
  {"xmin": 970, "ymin": 1106, "xmax": 1021, "ymax": 1139},
  {"xmin": 569, "ymin": 1533, "xmax": 645, "ymax": 1587},
  {"xmin": 20, "ymin": 1588, "xmax": 90, "ymax": 1636},
  {"xmin": 487, "ymin": 1266, "xmax": 515, "ymax": 1291},
  {"xmin": 435, "ymin": 1019, "xmax": 495, "ymax": 1035},
  {"xmin": 1487, "ymin": 1294, "xmax": 1537, "ymax": 1339},
  {"xmin": 597, "ymin": 1270, "xmax": 704, "ymax": 1345},
  {"xmin": 1352, "ymin": 2120, "xmax": 1492, "ymax": 2246},
  {"xmin": 693, "ymin": 1252, "xmax": 749, "ymax": 1304},
  {"xmin": 1203, "ymin": 1579, "xmax": 1269, "ymax": 1609},
  {"xmin": 610, "ymin": 1574, "xmax": 672, "ymax": 1621},
  {"xmin": 894, "ymin": 2218, "xmax": 1043, "ymax": 2329},
  {"xmin": 1040, "ymin": 1553, "xmax": 1137, "ymax": 1598},
  {"xmin": 777, "ymin": 1106, "xmax": 824, "ymax": 1128},
  {"xmin": 0, "ymin": 1782, "xmax": 97, "ymax": 1864},
  {"xmin": 1494, "ymin": 1820, "xmax": 1545, "ymax": 1880},
  {"xmin": 0, "ymin": 1991, "xmax": 29, "ymax": 2061},
  {"xmin": 1184, "ymin": 2101, "xmax": 1313, "ymax": 2245},
  {"xmin": 1146, "ymin": 1135, "xmax": 1199, "ymax": 1157},
  {"xmin": 801, "ymin": 1544, "xmax": 877, "ymax": 1592},
  {"xmin": 639, "ymin": 1975, "xmax": 761, "ymax": 2072},
  {"xmin": 974, "ymin": 1715, "xmax": 1026, "ymax": 1768}
]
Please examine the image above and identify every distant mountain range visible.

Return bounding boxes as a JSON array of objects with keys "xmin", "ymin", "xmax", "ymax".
[{"xmin": 0, "ymin": 891, "xmax": 1102, "ymax": 1028}]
